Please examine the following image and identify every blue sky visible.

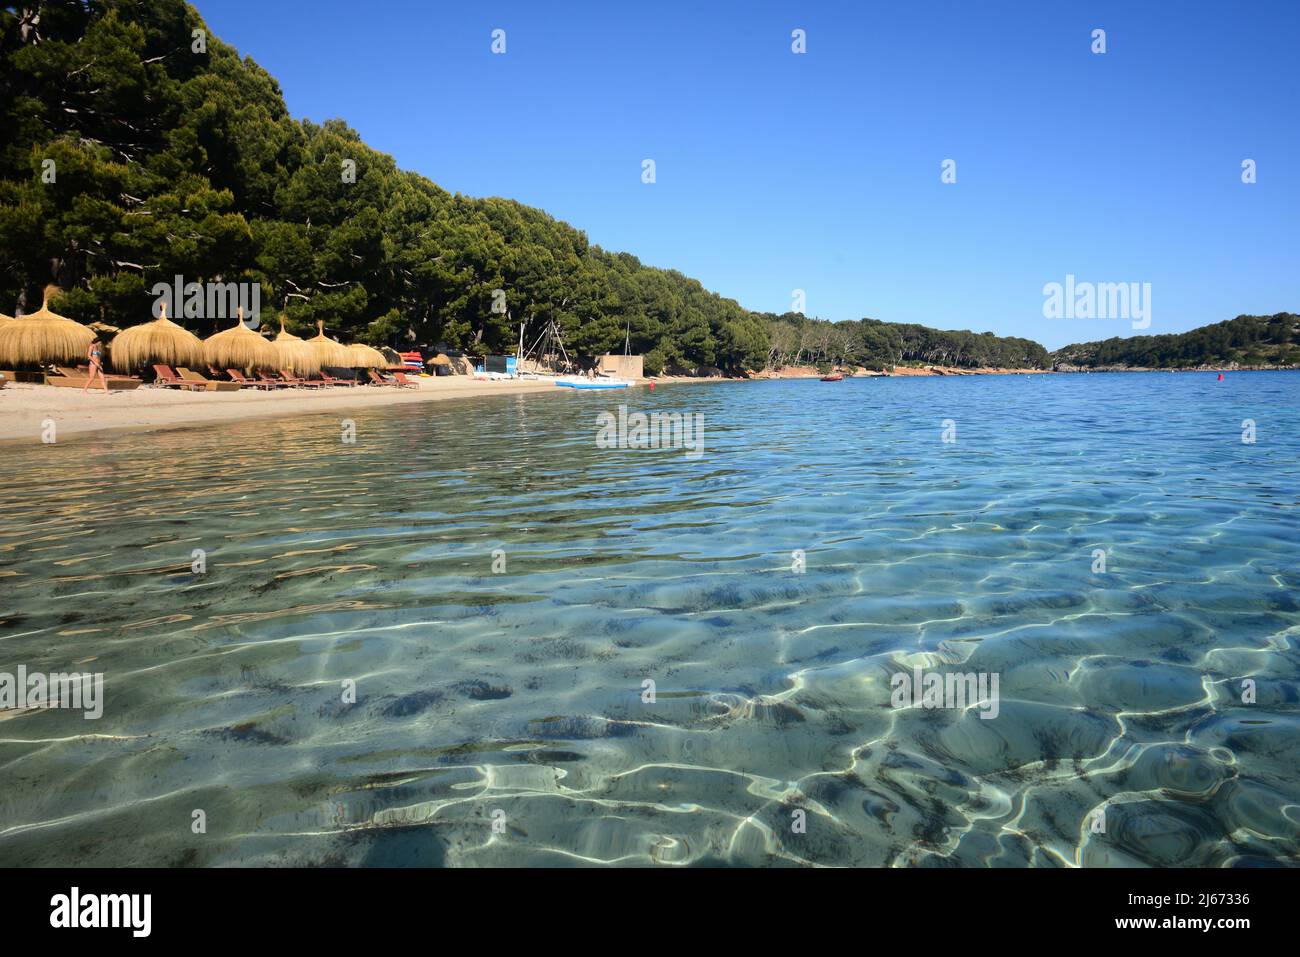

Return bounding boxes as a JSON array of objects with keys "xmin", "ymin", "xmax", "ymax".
[{"xmin": 197, "ymin": 0, "xmax": 1298, "ymax": 349}]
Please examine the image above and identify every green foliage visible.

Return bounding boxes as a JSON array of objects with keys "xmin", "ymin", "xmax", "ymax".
[
  {"xmin": 755, "ymin": 313, "xmax": 1050, "ymax": 371},
  {"xmin": 11, "ymin": 1, "xmax": 1195, "ymax": 377},
  {"xmin": 1052, "ymin": 314, "xmax": 1300, "ymax": 369},
  {"xmin": 0, "ymin": 0, "xmax": 782, "ymax": 372}
]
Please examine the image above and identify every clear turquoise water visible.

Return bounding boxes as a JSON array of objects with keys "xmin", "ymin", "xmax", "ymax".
[{"xmin": 1, "ymin": 372, "xmax": 1297, "ymax": 867}]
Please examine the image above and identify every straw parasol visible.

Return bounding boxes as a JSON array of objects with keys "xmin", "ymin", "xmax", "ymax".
[
  {"xmin": 110, "ymin": 302, "xmax": 205, "ymax": 373},
  {"xmin": 307, "ymin": 320, "xmax": 352, "ymax": 369},
  {"xmin": 346, "ymin": 342, "xmax": 388, "ymax": 369},
  {"xmin": 377, "ymin": 345, "xmax": 405, "ymax": 369},
  {"xmin": 272, "ymin": 315, "xmax": 321, "ymax": 377},
  {"xmin": 203, "ymin": 307, "xmax": 279, "ymax": 371},
  {"xmin": 0, "ymin": 284, "xmax": 96, "ymax": 367}
]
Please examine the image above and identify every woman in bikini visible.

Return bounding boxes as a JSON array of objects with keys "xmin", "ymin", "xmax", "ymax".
[{"xmin": 82, "ymin": 336, "xmax": 108, "ymax": 394}]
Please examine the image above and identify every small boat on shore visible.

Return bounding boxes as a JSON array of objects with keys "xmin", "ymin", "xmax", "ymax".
[
  {"xmin": 555, "ymin": 377, "xmax": 631, "ymax": 390},
  {"xmin": 820, "ymin": 372, "xmax": 844, "ymax": 382}
]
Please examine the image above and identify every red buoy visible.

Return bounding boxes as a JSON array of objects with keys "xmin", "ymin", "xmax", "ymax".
[
  {"xmin": 649, "ymin": 381, "xmax": 655, "ymax": 391},
  {"xmin": 1218, "ymin": 373, "xmax": 1224, "ymax": 381}
]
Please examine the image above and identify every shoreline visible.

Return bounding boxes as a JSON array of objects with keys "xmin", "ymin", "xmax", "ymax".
[
  {"xmin": 4, "ymin": 366, "xmax": 1293, "ymax": 446},
  {"xmin": 753, "ymin": 365, "xmax": 1051, "ymax": 378},
  {"xmin": 757, "ymin": 364, "xmax": 1298, "ymax": 378},
  {"xmin": 0, "ymin": 376, "xmax": 727, "ymax": 446}
]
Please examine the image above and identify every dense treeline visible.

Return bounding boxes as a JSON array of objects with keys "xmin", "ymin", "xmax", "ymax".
[
  {"xmin": 0, "ymin": 0, "xmax": 774, "ymax": 373},
  {"xmin": 760, "ymin": 313, "xmax": 1050, "ymax": 371},
  {"xmin": 1052, "ymin": 314, "xmax": 1300, "ymax": 369},
  {"xmin": 0, "ymin": 1, "xmax": 1057, "ymax": 376}
]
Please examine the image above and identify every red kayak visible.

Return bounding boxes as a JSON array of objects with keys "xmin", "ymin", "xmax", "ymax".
[{"xmin": 820, "ymin": 373, "xmax": 844, "ymax": 381}]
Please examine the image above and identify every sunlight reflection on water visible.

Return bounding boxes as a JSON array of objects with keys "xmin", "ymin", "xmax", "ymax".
[{"xmin": 0, "ymin": 373, "xmax": 1297, "ymax": 867}]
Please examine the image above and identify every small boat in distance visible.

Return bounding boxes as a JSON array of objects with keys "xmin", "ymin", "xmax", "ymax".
[
  {"xmin": 820, "ymin": 372, "xmax": 844, "ymax": 382},
  {"xmin": 555, "ymin": 376, "xmax": 631, "ymax": 389}
]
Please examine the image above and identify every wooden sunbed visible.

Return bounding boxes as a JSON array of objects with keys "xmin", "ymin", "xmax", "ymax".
[
  {"xmin": 318, "ymin": 369, "xmax": 357, "ymax": 387},
  {"xmin": 254, "ymin": 371, "xmax": 295, "ymax": 389},
  {"xmin": 227, "ymin": 369, "xmax": 276, "ymax": 390},
  {"xmin": 45, "ymin": 366, "xmax": 142, "ymax": 391},
  {"xmin": 152, "ymin": 364, "xmax": 205, "ymax": 390},
  {"xmin": 279, "ymin": 369, "xmax": 326, "ymax": 388},
  {"xmin": 257, "ymin": 370, "xmax": 309, "ymax": 389},
  {"xmin": 178, "ymin": 367, "xmax": 240, "ymax": 392}
]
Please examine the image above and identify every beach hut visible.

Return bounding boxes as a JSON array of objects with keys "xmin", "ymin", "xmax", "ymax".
[
  {"xmin": 307, "ymin": 321, "xmax": 351, "ymax": 368},
  {"xmin": 346, "ymin": 343, "xmax": 388, "ymax": 369},
  {"xmin": 203, "ymin": 308, "xmax": 278, "ymax": 371},
  {"xmin": 598, "ymin": 354, "xmax": 645, "ymax": 379},
  {"xmin": 272, "ymin": 316, "xmax": 321, "ymax": 377},
  {"xmin": 0, "ymin": 285, "xmax": 96, "ymax": 367},
  {"xmin": 110, "ymin": 302, "xmax": 205, "ymax": 374}
]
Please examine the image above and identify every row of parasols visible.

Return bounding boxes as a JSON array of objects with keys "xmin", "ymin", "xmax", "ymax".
[{"xmin": 0, "ymin": 286, "xmax": 401, "ymax": 377}]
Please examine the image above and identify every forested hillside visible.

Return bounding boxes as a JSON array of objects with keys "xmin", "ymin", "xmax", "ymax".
[
  {"xmin": 761, "ymin": 314, "xmax": 1050, "ymax": 370},
  {"xmin": 0, "ymin": 0, "xmax": 1065, "ymax": 375},
  {"xmin": 1051, "ymin": 314, "xmax": 1300, "ymax": 370},
  {"xmin": 0, "ymin": 0, "xmax": 778, "ymax": 373}
]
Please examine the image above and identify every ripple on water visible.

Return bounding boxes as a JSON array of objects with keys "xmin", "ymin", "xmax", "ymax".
[{"xmin": 0, "ymin": 373, "xmax": 1298, "ymax": 866}]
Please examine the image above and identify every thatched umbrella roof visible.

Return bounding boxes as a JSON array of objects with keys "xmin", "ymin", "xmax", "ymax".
[
  {"xmin": 346, "ymin": 342, "xmax": 388, "ymax": 369},
  {"xmin": 272, "ymin": 316, "xmax": 321, "ymax": 377},
  {"xmin": 110, "ymin": 303, "xmax": 205, "ymax": 373},
  {"xmin": 428, "ymin": 354, "xmax": 453, "ymax": 367},
  {"xmin": 0, "ymin": 285, "xmax": 96, "ymax": 367},
  {"xmin": 307, "ymin": 321, "xmax": 352, "ymax": 368},
  {"xmin": 377, "ymin": 345, "xmax": 405, "ymax": 369},
  {"xmin": 203, "ymin": 308, "xmax": 279, "ymax": 371}
]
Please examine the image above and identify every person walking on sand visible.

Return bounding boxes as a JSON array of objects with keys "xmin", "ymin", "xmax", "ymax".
[{"xmin": 82, "ymin": 337, "xmax": 108, "ymax": 394}]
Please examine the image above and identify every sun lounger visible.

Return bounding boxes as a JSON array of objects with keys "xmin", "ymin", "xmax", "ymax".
[
  {"xmin": 366, "ymin": 370, "xmax": 397, "ymax": 387},
  {"xmin": 152, "ymin": 364, "xmax": 205, "ymax": 390},
  {"xmin": 391, "ymin": 372, "xmax": 419, "ymax": 389},
  {"xmin": 178, "ymin": 367, "xmax": 240, "ymax": 392},
  {"xmin": 253, "ymin": 371, "xmax": 293, "ymax": 389},
  {"xmin": 279, "ymin": 369, "xmax": 326, "ymax": 388},
  {"xmin": 45, "ymin": 367, "xmax": 143, "ymax": 390},
  {"xmin": 227, "ymin": 369, "xmax": 276, "ymax": 390},
  {"xmin": 319, "ymin": 368, "xmax": 358, "ymax": 387}
]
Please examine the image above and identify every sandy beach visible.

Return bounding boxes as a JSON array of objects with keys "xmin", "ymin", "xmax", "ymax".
[
  {"xmin": 0, "ymin": 374, "xmax": 746, "ymax": 444},
  {"xmin": 0, "ymin": 376, "xmax": 607, "ymax": 444}
]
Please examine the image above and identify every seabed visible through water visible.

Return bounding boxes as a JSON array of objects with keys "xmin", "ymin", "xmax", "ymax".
[{"xmin": 0, "ymin": 373, "xmax": 1297, "ymax": 867}]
